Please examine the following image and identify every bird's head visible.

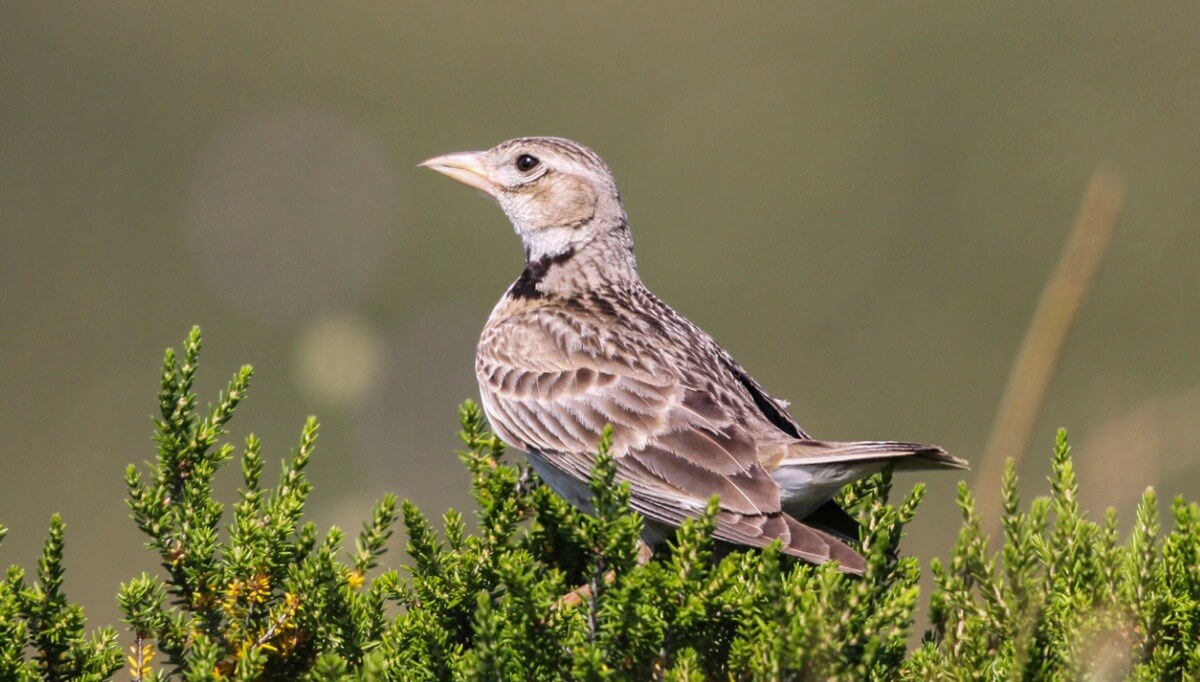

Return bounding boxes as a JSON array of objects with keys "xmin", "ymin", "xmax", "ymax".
[{"xmin": 421, "ymin": 137, "xmax": 628, "ymax": 262}]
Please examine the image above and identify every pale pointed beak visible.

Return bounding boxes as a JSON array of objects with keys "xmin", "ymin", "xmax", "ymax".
[{"xmin": 418, "ymin": 151, "xmax": 499, "ymax": 197}]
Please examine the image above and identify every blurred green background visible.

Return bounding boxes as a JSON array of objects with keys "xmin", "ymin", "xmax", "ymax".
[{"xmin": 3, "ymin": 3, "xmax": 1199, "ymax": 632}]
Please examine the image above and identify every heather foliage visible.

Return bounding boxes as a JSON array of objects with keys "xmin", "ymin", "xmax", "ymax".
[{"xmin": 1, "ymin": 328, "xmax": 1197, "ymax": 680}]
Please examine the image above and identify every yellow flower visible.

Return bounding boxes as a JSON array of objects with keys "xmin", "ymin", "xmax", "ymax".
[
  {"xmin": 221, "ymin": 579, "xmax": 243, "ymax": 615},
  {"xmin": 126, "ymin": 641, "xmax": 154, "ymax": 680},
  {"xmin": 247, "ymin": 572, "xmax": 271, "ymax": 603}
]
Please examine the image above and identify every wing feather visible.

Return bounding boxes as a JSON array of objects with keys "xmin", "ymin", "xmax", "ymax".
[{"xmin": 476, "ymin": 305, "xmax": 867, "ymax": 574}]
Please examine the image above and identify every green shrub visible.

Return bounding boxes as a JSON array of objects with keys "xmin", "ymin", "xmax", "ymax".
[{"xmin": 1, "ymin": 327, "xmax": 1197, "ymax": 680}]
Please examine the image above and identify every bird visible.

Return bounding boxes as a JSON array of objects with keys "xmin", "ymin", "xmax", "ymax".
[{"xmin": 420, "ymin": 137, "xmax": 967, "ymax": 574}]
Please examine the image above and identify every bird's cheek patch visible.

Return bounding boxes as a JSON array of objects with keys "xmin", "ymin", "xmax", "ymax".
[{"xmin": 533, "ymin": 175, "xmax": 598, "ymax": 229}]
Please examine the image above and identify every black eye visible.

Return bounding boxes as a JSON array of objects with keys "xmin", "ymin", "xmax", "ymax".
[{"xmin": 515, "ymin": 154, "xmax": 540, "ymax": 172}]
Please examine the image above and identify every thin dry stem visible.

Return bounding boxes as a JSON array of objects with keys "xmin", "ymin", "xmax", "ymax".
[
  {"xmin": 975, "ymin": 169, "xmax": 1125, "ymax": 534},
  {"xmin": 555, "ymin": 540, "xmax": 652, "ymax": 611}
]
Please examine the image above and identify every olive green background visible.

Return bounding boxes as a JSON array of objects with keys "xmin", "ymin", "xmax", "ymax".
[{"xmin": 3, "ymin": 3, "xmax": 1199, "ymax": 631}]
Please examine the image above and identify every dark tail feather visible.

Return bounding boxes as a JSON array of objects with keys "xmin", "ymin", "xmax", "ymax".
[
  {"xmin": 802, "ymin": 499, "xmax": 861, "ymax": 545},
  {"xmin": 712, "ymin": 510, "xmax": 866, "ymax": 575},
  {"xmin": 801, "ymin": 499, "xmax": 908, "ymax": 566},
  {"xmin": 783, "ymin": 513, "xmax": 865, "ymax": 575}
]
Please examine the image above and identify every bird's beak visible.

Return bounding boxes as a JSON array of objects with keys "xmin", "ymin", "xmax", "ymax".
[{"xmin": 418, "ymin": 151, "xmax": 499, "ymax": 197}]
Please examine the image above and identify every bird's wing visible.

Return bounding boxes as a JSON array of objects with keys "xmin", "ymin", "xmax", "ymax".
[
  {"xmin": 477, "ymin": 306, "xmax": 864, "ymax": 572},
  {"xmin": 478, "ymin": 305, "xmax": 789, "ymax": 514},
  {"xmin": 513, "ymin": 446, "xmax": 862, "ymax": 573},
  {"xmin": 478, "ymin": 345, "xmax": 779, "ymax": 516},
  {"xmin": 714, "ymin": 355, "xmax": 810, "ymax": 440}
]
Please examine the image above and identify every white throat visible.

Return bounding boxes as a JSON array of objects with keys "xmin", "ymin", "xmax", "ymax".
[{"xmin": 518, "ymin": 224, "xmax": 581, "ymax": 263}]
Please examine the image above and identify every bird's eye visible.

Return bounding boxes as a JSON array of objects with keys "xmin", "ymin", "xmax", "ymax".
[{"xmin": 515, "ymin": 154, "xmax": 540, "ymax": 172}]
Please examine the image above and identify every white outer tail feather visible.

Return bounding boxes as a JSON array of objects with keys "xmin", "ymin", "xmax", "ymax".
[{"xmin": 771, "ymin": 440, "xmax": 968, "ymax": 519}]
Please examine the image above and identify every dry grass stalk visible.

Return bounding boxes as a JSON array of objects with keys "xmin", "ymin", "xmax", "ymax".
[{"xmin": 975, "ymin": 169, "xmax": 1125, "ymax": 535}]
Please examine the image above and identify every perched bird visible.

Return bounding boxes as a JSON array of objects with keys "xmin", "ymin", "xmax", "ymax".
[{"xmin": 421, "ymin": 137, "xmax": 967, "ymax": 574}]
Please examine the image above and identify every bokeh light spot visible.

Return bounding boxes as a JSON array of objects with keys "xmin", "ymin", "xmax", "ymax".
[{"xmin": 293, "ymin": 311, "xmax": 386, "ymax": 408}]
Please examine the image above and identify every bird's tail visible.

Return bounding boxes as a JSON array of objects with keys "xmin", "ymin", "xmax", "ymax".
[
  {"xmin": 783, "ymin": 439, "xmax": 969, "ymax": 470},
  {"xmin": 770, "ymin": 439, "xmax": 968, "ymax": 520}
]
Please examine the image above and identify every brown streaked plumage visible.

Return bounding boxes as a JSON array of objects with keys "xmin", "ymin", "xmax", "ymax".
[{"xmin": 421, "ymin": 137, "xmax": 967, "ymax": 574}]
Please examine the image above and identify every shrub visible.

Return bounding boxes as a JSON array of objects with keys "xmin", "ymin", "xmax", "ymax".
[{"xmin": 0, "ymin": 328, "xmax": 1196, "ymax": 680}]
